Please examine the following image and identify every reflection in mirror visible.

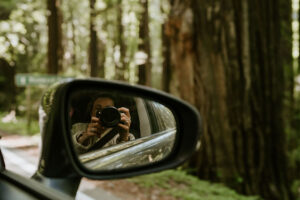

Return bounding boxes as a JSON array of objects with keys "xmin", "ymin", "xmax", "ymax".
[{"xmin": 68, "ymin": 89, "xmax": 177, "ymax": 171}]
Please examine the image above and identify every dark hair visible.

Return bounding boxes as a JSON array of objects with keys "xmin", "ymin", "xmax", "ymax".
[
  {"xmin": 91, "ymin": 93, "xmax": 116, "ymax": 103},
  {"xmin": 86, "ymin": 93, "xmax": 116, "ymax": 118}
]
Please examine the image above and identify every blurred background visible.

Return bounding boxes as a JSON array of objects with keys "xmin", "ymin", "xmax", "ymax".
[{"xmin": 0, "ymin": 0, "xmax": 300, "ymax": 199}]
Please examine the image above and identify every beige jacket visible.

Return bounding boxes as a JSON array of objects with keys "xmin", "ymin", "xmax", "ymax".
[{"xmin": 72, "ymin": 123, "xmax": 135, "ymax": 154}]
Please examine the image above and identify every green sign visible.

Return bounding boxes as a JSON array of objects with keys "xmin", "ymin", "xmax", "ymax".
[{"xmin": 15, "ymin": 73, "xmax": 73, "ymax": 86}]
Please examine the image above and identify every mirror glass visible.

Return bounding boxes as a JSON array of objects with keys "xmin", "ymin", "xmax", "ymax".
[{"xmin": 68, "ymin": 88, "xmax": 177, "ymax": 171}]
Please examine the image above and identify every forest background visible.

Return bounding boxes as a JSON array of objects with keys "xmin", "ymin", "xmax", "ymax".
[{"xmin": 0, "ymin": 0, "xmax": 300, "ymax": 200}]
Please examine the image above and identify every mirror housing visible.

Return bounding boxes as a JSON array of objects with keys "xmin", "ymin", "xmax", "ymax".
[{"xmin": 36, "ymin": 79, "xmax": 201, "ymax": 180}]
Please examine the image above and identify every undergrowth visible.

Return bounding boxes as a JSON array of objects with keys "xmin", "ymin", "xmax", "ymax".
[
  {"xmin": 130, "ymin": 169, "xmax": 262, "ymax": 200},
  {"xmin": 0, "ymin": 112, "xmax": 39, "ymax": 135}
]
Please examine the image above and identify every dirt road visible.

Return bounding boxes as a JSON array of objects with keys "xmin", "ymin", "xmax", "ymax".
[{"xmin": 0, "ymin": 133, "xmax": 176, "ymax": 200}]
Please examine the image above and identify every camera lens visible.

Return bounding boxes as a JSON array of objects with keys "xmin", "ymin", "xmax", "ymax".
[
  {"xmin": 95, "ymin": 110, "xmax": 101, "ymax": 119},
  {"xmin": 97, "ymin": 107, "xmax": 121, "ymax": 127}
]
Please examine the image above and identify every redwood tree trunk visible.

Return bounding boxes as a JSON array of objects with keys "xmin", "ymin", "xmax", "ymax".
[
  {"xmin": 115, "ymin": 0, "xmax": 126, "ymax": 81},
  {"xmin": 70, "ymin": 7, "xmax": 77, "ymax": 65},
  {"xmin": 89, "ymin": 0, "xmax": 98, "ymax": 77},
  {"xmin": 167, "ymin": 0, "xmax": 293, "ymax": 199},
  {"xmin": 47, "ymin": 0, "xmax": 63, "ymax": 74},
  {"xmin": 161, "ymin": 21, "xmax": 171, "ymax": 92},
  {"xmin": 138, "ymin": 0, "xmax": 152, "ymax": 86}
]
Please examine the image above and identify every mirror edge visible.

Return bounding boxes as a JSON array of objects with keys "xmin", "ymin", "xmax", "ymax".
[{"xmin": 62, "ymin": 79, "xmax": 201, "ymax": 180}]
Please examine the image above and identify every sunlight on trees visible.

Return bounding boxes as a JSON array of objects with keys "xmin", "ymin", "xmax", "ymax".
[
  {"xmin": 292, "ymin": 0, "xmax": 299, "ymax": 58},
  {"xmin": 0, "ymin": 0, "xmax": 170, "ymax": 86},
  {"xmin": 1, "ymin": 1, "xmax": 300, "ymax": 199}
]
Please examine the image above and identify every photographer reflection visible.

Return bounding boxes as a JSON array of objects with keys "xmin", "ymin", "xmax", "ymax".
[{"xmin": 72, "ymin": 93, "xmax": 135, "ymax": 154}]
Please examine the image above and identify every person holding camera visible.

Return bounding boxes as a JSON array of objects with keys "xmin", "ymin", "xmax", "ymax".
[{"xmin": 72, "ymin": 93, "xmax": 135, "ymax": 154}]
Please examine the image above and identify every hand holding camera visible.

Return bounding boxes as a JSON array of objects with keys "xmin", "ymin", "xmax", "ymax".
[
  {"xmin": 116, "ymin": 107, "xmax": 131, "ymax": 141},
  {"xmin": 78, "ymin": 106, "xmax": 131, "ymax": 146},
  {"xmin": 96, "ymin": 106, "xmax": 131, "ymax": 141}
]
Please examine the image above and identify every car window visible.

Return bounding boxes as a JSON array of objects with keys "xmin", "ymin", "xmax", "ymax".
[{"xmin": 144, "ymin": 100, "xmax": 176, "ymax": 134}]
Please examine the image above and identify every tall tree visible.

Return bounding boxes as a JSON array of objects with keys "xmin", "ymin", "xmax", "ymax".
[
  {"xmin": 0, "ymin": 59, "xmax": 15, "ymax": 111},
  {"xmin": 98, "ymin": 38, "xmax": 105, "ymax": 78},
  {"xmin": 89, "ymin": 0, "xmax": 98, "ymax": 77},
  {"xmin": 138, "ymin": 0, "xmax": 152, "ymax": 86},
  {"xmin": 165, "ymin": 0, "xmax": 194, "ymax": 102},
  {"xmin": 47, "ymin": 0, "xmax": 63, "ymax": 74},
  {"xmin": 166, "ymin": 0, "xmax": 293, "ymax": 199},
  {"xmin": 69, "ymin": 4, "xmax": 77, "ymax": 66},
  {"xmin": 115, "ymin": 0, "xmax": 127, "ymax": 81},
  {"xmin": 161, "ymin": 20, "xmax": 171, "ymax": 92}
]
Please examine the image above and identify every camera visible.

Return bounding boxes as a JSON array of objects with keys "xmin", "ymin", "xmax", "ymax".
[{"xmin": 95, "ymin": 106, "xmax": 121, "ymax": 127}]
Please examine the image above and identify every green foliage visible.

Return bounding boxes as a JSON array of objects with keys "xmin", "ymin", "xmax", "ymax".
[
  {"xmin": 0, "ymin": 0, "xmax": 18, "ymax": 10},
  {"xmin": 0, "ymin": 0, "xmax": 20, "ymax": 20},
  {"xmin": 289, "ymin": 145, "xmax": 300, "ymax": 169},
  {"xmin": 287, "ymin": 79, "xmax": 300, "ymax": 197},
  {"xmin": 130, "ymin": 169, "xmax": 262, "ymax": 200},
  {"xmin": 0, "ymin": 0, "xmax": 47, "ymax": 71},
  {"xmin": 0, "ymin": 86, "xmax": 46, "ymax": 136},
  {"xmin": 287, "ymin": 96, "xmax": 300, "ymax": 167},
  {"xmin": 292, "ymin": 180, "xmax": 300, "ymax": 200},
  {"xmin": 0, "ymin": 112, "xmax": 39, "ymax": 135},
  {"xmin": 0, "ymin": 0, "xmax": 171, "ymax": 86},
  {"xmin": 16, "ymin": 87, "xmax": 45, "ymax": 119}
]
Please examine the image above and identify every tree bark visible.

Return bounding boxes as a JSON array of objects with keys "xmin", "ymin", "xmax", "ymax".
[
  {"xmin": 47, "ymin": 0, "xmax": 63, "ymax": 74},
  {"xmin": 89, "ymin": 0, "xmax": 98, "ymax": 77},
  {"xmin": 167, "ymin": 0, "xmax": 293, "ymax": 199},
  {"xmin": 138, "ymin": 0, "xmax": 152, "ymax": 86},
  {"xmin": 70, "ymin": 6, "xmax": 77, "ymax": 65},
  {"xmin": 0, "ymin": 59, "xmax": 15, "ymax": 111},
  {"xmin": 115, "ymin": 0, "xmax": 127, "ymax": 81},
  {"xmin": 166, "ymin": 0, "xmax": 195, "ymax": 103},
  {"xmin": 98, "ymin": 38, "xmax": 105, "ymax": 78},
  {"xmin": 162, "ymin": 21, "xmax": 171, "ymax": 92}
]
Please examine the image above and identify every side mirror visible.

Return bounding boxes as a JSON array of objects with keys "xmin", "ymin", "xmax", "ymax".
[{"xmin": 37, "ymin": 79, "xmax": 201, "ymax": 180}]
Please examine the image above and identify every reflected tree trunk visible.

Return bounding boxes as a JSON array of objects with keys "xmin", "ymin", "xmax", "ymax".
[
  {"xmin": 167, "ymin": 0, "xmax": 293, "ymax": 199},
  {"xmin": 47, "ymin": 0, "xmax": 63, "ymax": 74}
]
